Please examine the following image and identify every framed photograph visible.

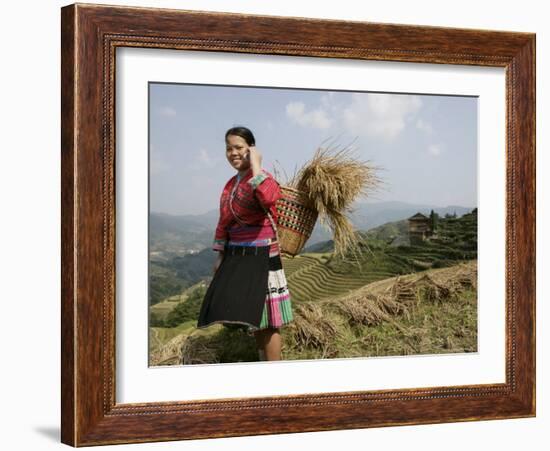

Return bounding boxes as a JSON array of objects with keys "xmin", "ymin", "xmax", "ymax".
[{"xmin": 61, "ymin": 2, "xmax": 535, "ymax": 446}]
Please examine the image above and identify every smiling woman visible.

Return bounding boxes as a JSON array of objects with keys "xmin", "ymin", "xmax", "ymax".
[
  {"xmin": 225, "ymin": 126, "xmax": 255, "ymax": 173},
  {"xmin": 196, "ymin": 126, "xmax": 294, "ymax": 361}
]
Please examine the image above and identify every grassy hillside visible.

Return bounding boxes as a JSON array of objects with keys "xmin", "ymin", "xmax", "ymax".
[
  {"xmin": 149, "ymin": 248, "xmax": 215, "ymax": 305},
  {"xmin": 150, "ymin": 280, "xmax": 208, "ymax": 321},
  {"xmin": 284, "ymin": 209, "xmax": 477, "ymax": 303},
  {"xmin": 150, "ymin": 260, "xmax": 477, "ymax": 365},
  {"xmin": 148, "ymin": 210, "xmax": 478, "ymax": 365}
]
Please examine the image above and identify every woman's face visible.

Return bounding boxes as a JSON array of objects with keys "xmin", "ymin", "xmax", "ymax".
[{"xmin": 225, "ymin": 134, "xmax": 251, "ymax": 171}]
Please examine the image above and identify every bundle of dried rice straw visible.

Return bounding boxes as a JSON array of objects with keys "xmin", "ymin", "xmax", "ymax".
[{"xmin": 274, "ymin": 139, "xmax": 383, "ymax": 260}]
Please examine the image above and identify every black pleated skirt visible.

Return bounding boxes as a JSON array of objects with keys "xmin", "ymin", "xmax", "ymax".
[{"xmin": 196, "ymin": 244, "xmax": 270, "ymax": 330}]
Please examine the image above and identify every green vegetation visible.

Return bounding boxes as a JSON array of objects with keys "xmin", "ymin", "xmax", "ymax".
[
  {"xmin": 149, "ymin": 299, "xmax": 181, "ymax": 322},
  {"xmin": 332, "ymin": 287, "xmax": 477, "ymax": 358},
  {"xmin": 149, "ymin": 248, "xmax": 214, "ymax": 305},
  {"xmin": 149, "ymin": 264, "xmax": 185, "ymax": 306},
  {"xmin": 149, "ymin": 260, "xmax": 477, "ymax": 365},
  {"xmin": 150, "ymin": 284, "xmax": 207, "ymax": 328},
  {"xmin": 164, "ymin": 285, "xmax": 206, "ymax": 327},
  {"xmin": 181, "ymin": 326, "xmax": 260, "ymax": 364},
  {"xmin": 148, "ymin": 210, "xmax": 478, "ymax": 365},
  {"xmin": 283, "ymin": 209, "xmax": 477, "ymax": 303}
]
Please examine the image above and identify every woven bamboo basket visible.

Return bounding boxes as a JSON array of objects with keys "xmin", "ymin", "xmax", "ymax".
[{"xmin": 273, "ymin": 185, "xmax": 318, "ymax": 257}]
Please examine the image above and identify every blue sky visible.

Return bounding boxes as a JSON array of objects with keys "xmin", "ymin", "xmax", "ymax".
[{"xmin": 149, "ymin": 83, "xmax": 477, "ymax": 215}]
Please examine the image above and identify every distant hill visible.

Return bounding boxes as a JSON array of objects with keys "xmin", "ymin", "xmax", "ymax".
[
  {"xmin": 350, "ymin": 200, "xmax": 473, "ymax": 230},
  {"xmin": 306, "ymin": 200, "xmax": 474, "ymax": 247},
  {"xmin": 306, "ymin": 205, "xmax": 476, "ymax": 252},
  {"xmin": 150, "ymin": 210, "xmax": 219, "ymax": 260},
  {"xmin": 150, "ymin": 247, "xmax": 215, "ymax": 305},
  {"xmin": 150, "ymin": 201, "xmax": 476, "ymax": 254}
]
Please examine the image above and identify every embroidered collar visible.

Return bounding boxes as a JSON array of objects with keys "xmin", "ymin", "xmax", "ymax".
[{"xmin": 236, "ymin": 167, "xmax": 253, "ymax": 181}]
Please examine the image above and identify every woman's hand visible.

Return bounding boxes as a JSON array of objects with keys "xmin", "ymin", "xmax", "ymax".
[
  {"xmin": 248, "ymin": 146, "xmax": 262, "ymax": 174},
  {"xmin": 212, "ymin": 252, "xmax": 224, "ymax": 274}
]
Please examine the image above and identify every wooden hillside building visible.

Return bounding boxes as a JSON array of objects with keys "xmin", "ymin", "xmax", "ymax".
[{"xmin": 407, "ymin": 212, "xmax": 433, "ymax": 245}]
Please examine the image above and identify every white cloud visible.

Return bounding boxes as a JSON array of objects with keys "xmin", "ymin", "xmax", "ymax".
[
  {"xmin": 286, "ymin": 101, "xmax": 332, "ymax": 129},
  {"xmin": 343, "ymin": 93, "xmax": 422, "ymax": 141},
  {"xmin": 196, "ymin": 148, "xmax": 218, "ymax": 167},
  {"xmin": 157, "ymin": 106, "xmax": 177, "ymax": 117},
  {"xmin": 428, "ymin": 144, "xmax": 441, "ymax": 156},
  {"xmin": 416, "ymin": 118, "xmax": 434, "ymax": 134},
  {"xmin": 284, "ymin": 92, "xmax": 424, "ymax": 140},
  {"xmin": 320, "ymin": 92, "xmax": 336, "ymax": 108}
]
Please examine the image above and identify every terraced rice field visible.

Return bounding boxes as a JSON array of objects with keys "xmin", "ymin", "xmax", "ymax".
[
  {"xmin": 282, "ymin": 241, "xmax": 474, "ymax": 303},
  {"xmin": 283, "ymin": 254, "xmax": 396, "ymax": 302}
]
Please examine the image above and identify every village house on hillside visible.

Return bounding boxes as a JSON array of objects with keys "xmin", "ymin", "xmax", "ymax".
[{"xmin": 407, "ymin": 212, "xmax": 434, "ymax": 245}]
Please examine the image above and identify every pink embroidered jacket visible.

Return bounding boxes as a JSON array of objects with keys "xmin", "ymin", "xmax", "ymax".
[{"xmin": 212, "ymin": 168, "xmax": 281, "ymax": 252}]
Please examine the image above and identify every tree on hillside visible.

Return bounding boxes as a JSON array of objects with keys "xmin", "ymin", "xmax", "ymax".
[
  {"xmin": 150, "ymin": 311, "xmax": 165, "ymax": 327},
  {"xmin": 165, "ymin": 285, "xmax": 207, "ymax": 327},
  {"xmin": 429, "ymin": 209, "xmax": 439, "ymax": 231}
]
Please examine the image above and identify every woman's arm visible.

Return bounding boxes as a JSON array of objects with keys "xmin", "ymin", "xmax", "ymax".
[
  {"xmin": 246, "ymin": 147, "xmax": 281, "ymax": 209},
  {"xmin": 212, "ymin": 218, "xmax": 228, "ymax": 252},
  {"xmin": 247, "ymin": 170, "xmax": 281, "ymax": 209},
  {"xmin": 212, "ymin": 180, "xmax": 232, "ymax": 251}
]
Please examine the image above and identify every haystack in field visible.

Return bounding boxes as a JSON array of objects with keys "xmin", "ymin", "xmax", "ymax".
[
  {"xmin": 274, "ymin": 140, "xmax": 383, "ymax": 259},
  {"xmin": 286, "ymin": 302, "xmax": 343, "ymax": 349}
]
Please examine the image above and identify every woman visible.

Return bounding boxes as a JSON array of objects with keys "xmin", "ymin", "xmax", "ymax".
[{"xmin": 196, "ymin": 126, "xmax": 294, "ymax": 361}]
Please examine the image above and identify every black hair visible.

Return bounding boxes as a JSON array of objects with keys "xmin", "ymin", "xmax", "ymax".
[{"xmin": 225, "ymin": 126, "xmax": 256, "ymax": 146}]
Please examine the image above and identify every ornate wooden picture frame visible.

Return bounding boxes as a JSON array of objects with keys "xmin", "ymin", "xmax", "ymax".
[{"xmin": 61, "ymin": 2, "xmax": 535, "ymax": 446}]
